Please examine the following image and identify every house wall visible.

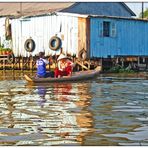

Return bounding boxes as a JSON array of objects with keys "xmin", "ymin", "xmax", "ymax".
[
  {"xmin": 11, "ymin": 14, "xmax": 78, "ymax": 57},
  {"xmin": 0, "ymin": 17, "xmax": 6, "ymax": 46},
  {"xmin": 78, "ymin": 17, "xmax": 90, "ymax": 57},
  {"xmin": 90, "ymin": 17, "xmax": 148, "ymax": 58}
]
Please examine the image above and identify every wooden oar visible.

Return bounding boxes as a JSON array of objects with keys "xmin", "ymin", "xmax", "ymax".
[{"xmin": 75, "ymin": 60, "xmax": 89, "ymax": 70}]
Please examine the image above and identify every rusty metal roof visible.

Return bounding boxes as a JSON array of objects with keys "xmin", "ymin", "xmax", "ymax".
[{"xmin": 0, "ymin": 2, "xmax": 74, "ymax": 18}]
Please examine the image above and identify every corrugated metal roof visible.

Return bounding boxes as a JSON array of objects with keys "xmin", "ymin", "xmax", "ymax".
[
  {"xmin": 0, "ymin": 2, "xmax": 74, "ymax": 18},
  {"xmin": 89, "ymin": 14, "xmax": 148, "ymax": 22},
  {"xmin": 60, "ymin": 2, "xmax": 136, "ymax": 17},
  {"xmin": 57, "ymin": 12, "xmax": 89, "ymax": 18},
  {"xmin": 0, "ymin": 2, "xmax": 136, "ymax": 18}
]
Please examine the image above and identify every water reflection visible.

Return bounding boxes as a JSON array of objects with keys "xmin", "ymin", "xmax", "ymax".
[
  {"xmin": 0, "ymin": 70, "xmax": 24, "ymax": 81},
  {"xmin": 37, "ymin": 85, "xmax": 47, "ymax": 108},
  {"xmin": 0, "ymin": 80, "xmax": 94, "ymax": 146},
  {"xmin": 0, "ymin": 72, "xmax": 148, "ymax": 146}
]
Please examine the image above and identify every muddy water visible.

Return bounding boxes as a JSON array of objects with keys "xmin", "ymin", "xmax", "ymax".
[{"xmin": 0, "ymin": 71, "xmax": 148, "ymax": 146}]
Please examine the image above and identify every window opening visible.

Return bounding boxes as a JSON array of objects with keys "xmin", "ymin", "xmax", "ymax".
[{"xmin": 103, "ymin": 21, "xmax": 110, "ymax": 37}]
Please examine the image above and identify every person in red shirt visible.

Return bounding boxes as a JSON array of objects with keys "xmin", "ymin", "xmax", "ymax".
[{"xmin": 54, "ymin": 54, "xmax": 75, "ymax": 78}]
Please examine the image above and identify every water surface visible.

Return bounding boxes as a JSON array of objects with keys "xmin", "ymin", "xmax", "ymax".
[{"xmin": 0, "ymin": 71, "xmax": 148, "ymax": 146}]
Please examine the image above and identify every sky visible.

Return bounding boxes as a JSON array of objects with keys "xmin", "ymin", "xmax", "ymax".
[{"xmin": 126, "ymin": 2, "xmax": 148, "ymax": 17}]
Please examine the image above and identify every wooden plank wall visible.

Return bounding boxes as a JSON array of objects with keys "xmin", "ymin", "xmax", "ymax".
[{"xmin": 78, "ymin": 17, "xmax": 90, "ymax": 58}]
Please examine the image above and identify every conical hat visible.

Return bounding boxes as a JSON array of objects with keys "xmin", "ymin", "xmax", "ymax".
[{"xmin": 57, "ymin": 53, "xmax": 68, "ymax": 61}]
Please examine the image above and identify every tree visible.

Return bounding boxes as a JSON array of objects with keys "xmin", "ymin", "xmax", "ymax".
[{"xmin": 139, "ymin": 8, "xmax": 148, "ymax": 18}]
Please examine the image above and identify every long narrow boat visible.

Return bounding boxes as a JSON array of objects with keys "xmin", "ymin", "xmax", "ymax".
[{"xmin": 24, "ymin": 66, "xmax": 101, "ymax": 83}]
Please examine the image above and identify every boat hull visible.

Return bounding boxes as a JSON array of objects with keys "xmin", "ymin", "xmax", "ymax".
[{"xmin": 24, "ymin": 66, "xmax": 101, "ymax": 83}]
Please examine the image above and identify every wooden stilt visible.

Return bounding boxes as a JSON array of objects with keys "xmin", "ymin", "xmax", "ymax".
[{"xmin": 21, "ymin": 57, "xmax": 23, "ymax": 71}]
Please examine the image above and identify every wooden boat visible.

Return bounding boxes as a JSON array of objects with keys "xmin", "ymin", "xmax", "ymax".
[{"xmin": 24, "ymin": 66, "xmax": 101, "ymax": 83}]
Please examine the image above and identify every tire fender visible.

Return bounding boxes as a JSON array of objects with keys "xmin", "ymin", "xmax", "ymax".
[
  {"xmin": 78, "ymin": 49, "xmax": 87, "ymax": 61},
  {"xmin": 49, "ymin": 36, "xmax": 61, "ymax": 51},
  {"xmin": 7, "ymin": 53, "xmax": 15, "ymax": 64},
  {"xmin": 24, "ymin": 38, "xmax": 35, "ymax": 52}
]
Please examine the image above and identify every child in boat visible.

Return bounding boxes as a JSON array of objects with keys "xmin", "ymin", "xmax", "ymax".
[
  {"xmin": 36, "ymin": 52, "xmax": 54, "ymax": 78},
  {"xmin": 54, "ymin": 53, "xmax": 75, "ymax": 78}
]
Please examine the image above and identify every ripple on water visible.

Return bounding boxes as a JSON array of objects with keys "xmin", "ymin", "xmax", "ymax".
[
  {"xmin": 0, "ymin": 128, "xmax": 25, "ymax": 134},
  {"xmin": 102, "ymin": 125, "xmax": 148, "ymax": 141},
  {"xmin": 0, "ymin": 74, "xmax": 148, "ymax": 146}
]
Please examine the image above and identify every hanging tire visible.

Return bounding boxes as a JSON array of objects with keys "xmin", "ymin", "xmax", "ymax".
[
  {"xmin": 78, "ymin": 49, "xmax": 87, "ymax": 61},
  {"xmin": 24, "ymin": 39, "xmax": 35, "ymax": 52},
  {"xmin": 49, "ymin": 36, "xmax": 61, "ymax": 51},
  {"xmin": 7, "ymin": 53, "xmax": 15, "ymax": 64}
]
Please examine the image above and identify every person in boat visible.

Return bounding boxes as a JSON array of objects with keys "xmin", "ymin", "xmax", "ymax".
[
  {"xmin": 54, "ymin": 53, "xmax": 75, "ymax": 78},
  {"xmin": 36, "ymin": 51, "xmax": 54, "ymax": 78}
]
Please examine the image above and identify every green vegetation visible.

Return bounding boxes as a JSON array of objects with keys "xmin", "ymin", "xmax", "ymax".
[
  {"xmin": 139, "ymin": 8, "xmax": 148, "ymax": 18},
  {"xmin": 106, "ymin": 65, "xmax": 135, "ymax": 73},
  {"xmin": 0, "ymin": 44, "xmax": 12, "ymax": 55}
]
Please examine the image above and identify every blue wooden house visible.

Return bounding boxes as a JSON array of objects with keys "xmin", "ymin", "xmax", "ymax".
[
  {"xmin": 60, "ymin": 2, "xmax": 148, "ymax": 68},
  {"xmin": 60, "ymin": 2, "xmax": 142, "ymax": 61},
  {"xmin": 90, "ymin": 16, "xmax": 148, "ymax": 58},
  {"xmin": 61, "ymin": 2, "xmax": 148, "ymax": 67}
]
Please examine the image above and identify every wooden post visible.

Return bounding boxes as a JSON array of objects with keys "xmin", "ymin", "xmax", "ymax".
[
  {"xmin": 138, "ymin": 56, "xmax": 140, "ymax": 65},
  {"xmin": 18, "ymin": 57, "xmax": 21, "ymax": 70},
  {"xmin": 88, "ymin": 60, "xmax": 90, "ymax": 70},
  {"xmin": 12, "ymin": 56, "xmax": 14, "ymax": 70},
  {"xmin": 21, "ymin": 57, "xmax": 23, "ymax": 71},
  {"xmin": 31, "ymin": 56, "xmax": 33, "ymax": 72},
  {"xmin": 3, "ymin": 58, "xmax": 5, "ymax": 70},
  {"xmin": 121, "ymin": 57, "xmax": 124, "ymax": 67}
]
